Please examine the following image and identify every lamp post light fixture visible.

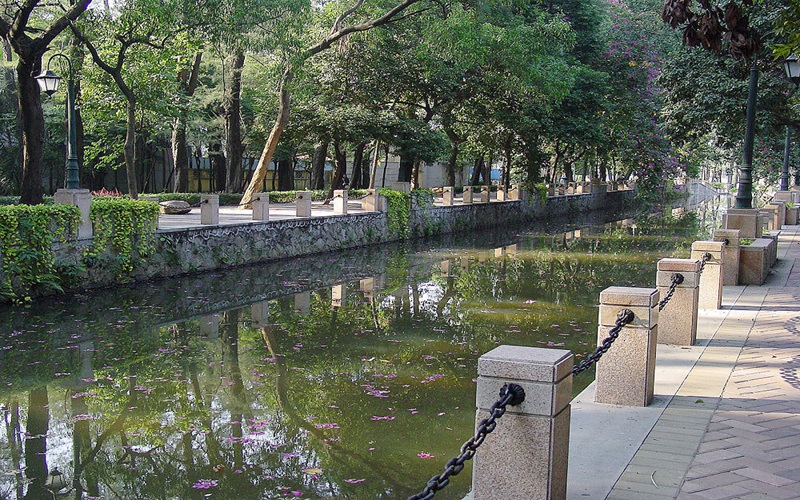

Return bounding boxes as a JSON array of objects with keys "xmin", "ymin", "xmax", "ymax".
[
  {"xmin": 35, "ymin": 53, "xmax": 80, "ymax": 190},
  {"xmin": 784, "ymin": 55, "xmax": 800, "ymax": 191}
]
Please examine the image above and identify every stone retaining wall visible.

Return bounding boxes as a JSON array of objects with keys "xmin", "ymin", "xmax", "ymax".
[{"xmin": 52, "ymin": 189, "xmax": 636, "ymax": 292}]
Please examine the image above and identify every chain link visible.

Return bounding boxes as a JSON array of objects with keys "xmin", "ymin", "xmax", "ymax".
[
  {"xmin": 407, "ymin": 383, "xmax": 526, "ymax": 500},
  {"xmin": 571, "ymin": 308, "xmax": 635, "ymax": 376},
  {"xmin": 698, "ymin": 252, "xmax": 712, "ymax": 276},
  {"xmin": 658, "ymin": 273, "xmax": 684, "ymax": 311}
]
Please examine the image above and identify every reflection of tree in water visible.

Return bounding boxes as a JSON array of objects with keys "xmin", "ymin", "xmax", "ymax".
[{"xmin": 0, "ymin": 211, "xmax": 719, "ymax": 499}]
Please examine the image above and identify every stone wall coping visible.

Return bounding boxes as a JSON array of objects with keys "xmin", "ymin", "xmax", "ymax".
[
  {"xmin": 725, "ymin": 208, "xmax": 761, "ymax": 215},
  {"xmin": 657, "ymin": 258, "xmax": 701, "ymax": 272},
  {"xmin": 599, "ymin": 286, "xmax": 659, "ymax": 307},
  {"xmin": 478, "ymin": 345, "xmax": 574, "ymax": 383},
  {"xmin": 691, "ymin": 241, "xmax": 724, "ymax": 253},
  {"xmin": 742, "ymin": 239, "xmax": 772, "ymax": 249}
]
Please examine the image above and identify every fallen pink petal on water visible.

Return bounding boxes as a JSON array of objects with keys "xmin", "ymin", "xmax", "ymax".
[{"xmin": 417, "ymin": 452, "xmax": 435, "ymax": 459}]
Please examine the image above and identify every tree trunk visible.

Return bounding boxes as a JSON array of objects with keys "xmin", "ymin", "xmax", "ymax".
[
  {"xmin": 469, "ymin": 156, "xmax": 483, "ymax": 186},
  {"xmin": 411, "ymin": 160, "xmax": 421, "ymax": 189},
  {"xmin": 171, "ymin": 120, "xmax": 189, "ymax": 192},
  {"xmin": 564, "ymin": 162, "xmax": 573, "ymax": 183},
  {"xmin": 444, "ymin": 127, "xmax": 459, "ymax": 187},
  {"xmin": 351, "ymin": 141, "xmax": 366, "ymax": 189},
  {"xmin": 224, "ymin": 51, "xmax": 245, "ymax": 193},
  {"xmin": 327, "ymin": 141, "xmax": 346, "ymax": 199},
  {"xmin": 368, "ymin": 140, "xmax": 381, "ymax": 189},
  {"xmin": 240, "ymin": 69, "xmax": 292, "ymax": 207},
  {"xmin": 124, "ymin": 100, "xmax": 138, "ymax": 198},
  {"xmin": 398, "ymin": 156, "xmax": 413, "ymax": 183},
  {"xmin": 170, "ymin": 52, "xmax": 202, "ymax": 193},
  {"xmin": 277, "ymin": 158, "xmax": 294, "ymax": 191},
  {"xmin": 310, "ymin": 139, "xmax": 328, "ymax": 189},
  {"xmin": 210, "ymin": 143, "xmax": 226, "ymax": 192},
  {"xmin": 502, "ymin": 135, "xmax": 513, "ymax": 188},
  {"xmin": 17, "ymin": 57, "xmax": 45, "ymax": 205},
  {"xmin": 483, "ymin": 153, "xmax": 492, "ymax": 184}
]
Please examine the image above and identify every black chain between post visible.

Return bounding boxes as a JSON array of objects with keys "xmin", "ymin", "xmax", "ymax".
[
  {"xmin": 658, "ymin": 273, "xmax": 684, "ymax": 311},
  {"xmin": 407, "ymin": 383, "xmax": 526, "ymax": 500},
  {"xmin": 571, "ymin": 308, "xmax": 635, "ymax": 376},
  {"xmin": 698, "ymin": 252, "xmax": 712, "ymax": 276}
]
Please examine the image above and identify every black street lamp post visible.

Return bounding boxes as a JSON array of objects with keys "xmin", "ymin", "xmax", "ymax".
[
  {"xmin": 784, "ymin": 55, "xmax": 800, "ymax": 191},
  {"xmin": 35, "ymin": 53, "xmax": 80, "ymax": 190},
  {"xmin": 734, "ymin": 59, "xmax": 759, "ymax": 209}
]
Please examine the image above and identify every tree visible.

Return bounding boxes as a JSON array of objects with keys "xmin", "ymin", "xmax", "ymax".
[
  {"xmin": 0, "ymin": 0, "xmax": 91, "ymax": 204},
  {"xmin": 71, "ymin": 0, "xmax": 209, "ymax": 199},
  {"xmin": 240, "ymin": 0, "xmax": 428, "ymax": 206}
]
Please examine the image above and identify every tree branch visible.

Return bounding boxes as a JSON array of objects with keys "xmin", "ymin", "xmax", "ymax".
[
  {"xmin": 306, "ymin": 0, "xmax": 421, "ymax": 58},
  {"xmin": 331, "ymin": 0, "xmax": 365, "ymax": 33}
]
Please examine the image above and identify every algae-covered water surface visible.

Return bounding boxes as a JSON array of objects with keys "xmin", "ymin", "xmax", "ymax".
[{"xmin": 0, "ymin": 208, "xmax": 717, "ymax": 499}]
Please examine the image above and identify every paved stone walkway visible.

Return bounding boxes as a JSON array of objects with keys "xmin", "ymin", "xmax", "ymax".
[{"xmin": 605, "ymin": 226, "xmax": 800, "ymax": 499}]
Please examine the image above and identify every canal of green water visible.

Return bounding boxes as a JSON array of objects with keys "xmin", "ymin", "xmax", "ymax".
[{"xmin": 0, "ymin": 201, "xmax": 721, "ymax": 499}]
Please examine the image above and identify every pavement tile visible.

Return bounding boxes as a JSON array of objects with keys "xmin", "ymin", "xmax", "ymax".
[
  {"xmin": 734, "ymin": 467, "xmax": 796, "ymax": 486},
  {"xmin": 733, "ymin": 479, "xmax": 800, "ymax": 499},
  {"xmin": 691, "ymin": 483, "xmax": 752, "ymax": 500},
  {"xmin": 692, "ymin": 448, "xmax": 745, "ymax": 464}
]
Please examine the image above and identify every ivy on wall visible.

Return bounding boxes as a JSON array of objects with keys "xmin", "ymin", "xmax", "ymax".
[
  {"xmin": 0, "ymin": 204, "xmax": 80, "ymax": 302},
  {"xmin": 86, "ymin": 198, "xmax": 160, "ymax": 275},
  {"xmin": 379, "ymin": 189, "xmax": 410, "ymax": 239}
]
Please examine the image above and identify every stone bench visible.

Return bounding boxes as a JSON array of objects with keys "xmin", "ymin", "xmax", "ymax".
[{"xmin": 739, "ymin": 239, "xmax": 772, "ymax": 285}]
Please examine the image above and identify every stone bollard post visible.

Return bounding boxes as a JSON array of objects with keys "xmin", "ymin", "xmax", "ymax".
[
  {"xmin": 510, "ymin": 185, "xmax": 522, "ymax": 200},
  {"xmin": 392, "ymin": 181, "xmax": 411, "ymax": 193},
  {"xmin": 656, "ymin": 259, "xmax": 700, "ymax": 346},
  {"xmin": 250, "ymin": 301, "xmax": 270, "ymax": 328},
  {"xmin": 199, "ymin": 314, "xmax": 220, "ymax": 339},
  {"xmin": 294, "ymin": 291, "xmax": 311, "ymax": 315},
  {"xmin": 496, "ymin": 185, "xmax": 507, "ymax": 201},
  {"xmin": 362, "ymin": 189, "xmax": 386, "ymax": 212},
  {"xmin": 472, "ymin": 345, "xmax": 573, "ymax": 499},
  {"xmin": 713, "ymin": 229, "xmax": 740, "ymax": 286},
  {"xmin": 596, "ymin": 287, "xmax": 659, "ymax": 407},
  {"xmin": 774, "ymin": 191, "xmax": 793, "ymax": 203},
  {"xmin": 768, "ymin": 202, "xmax": 786, "ymax": 228},
  {"xmin": 252, "ymin": 193, "xmax": 270, "ymax": 221},
  {"xmin": 480, "ymin": 185, "xmax": 490, "ymax": 203},
  {"xmin": 331, "ymin": 284, "xmax": 345, "ymax": 308},
  {"xmin": 333, "ymin": 190, "xmax": 348, "ymax": 214},
  {"xmin": 54, "ymin": 188, "xmax": 93, "ymax": 239},
  {"xmin": 547, "ymin": 184, "xmax": 555, "ymax": 197},
  {"xmin": 296, "ymin": 191, "xmax": 312, "ymax": 217},
  {"xmin": 691, "ymin": 241, "xmax": 724, "ymax": 310},
  {"xmin": 200, "ymin": 194, "xmax": 219, "ymax": 225},
  {"xmin": 463, "ymin": 186, "xmax": 474, "ymax": 204},
  {"xmin": 723, "ymin": 208, "xmax": 761, "ymax": 238},
  {"xmin": 442, "ymin": 187, "xmax": 454, "ymax": 206}
]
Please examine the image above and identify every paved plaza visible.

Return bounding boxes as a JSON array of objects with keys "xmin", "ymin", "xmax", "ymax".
[{"xmin": 570, "ymin": 225, "xmax": 800, "ymax": 499}]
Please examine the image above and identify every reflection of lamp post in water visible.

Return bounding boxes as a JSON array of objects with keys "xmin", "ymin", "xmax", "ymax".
[
  {"xmin": 45, "ymin": 467, "xmax": 71, "ymax": 495},
  {"xmin": 783, "ymin": 55, "xmax": 800, "ymax": 191},
  {"xmin": 35, "ymin": 53, "xmax": 80, "ymax": 189}
]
